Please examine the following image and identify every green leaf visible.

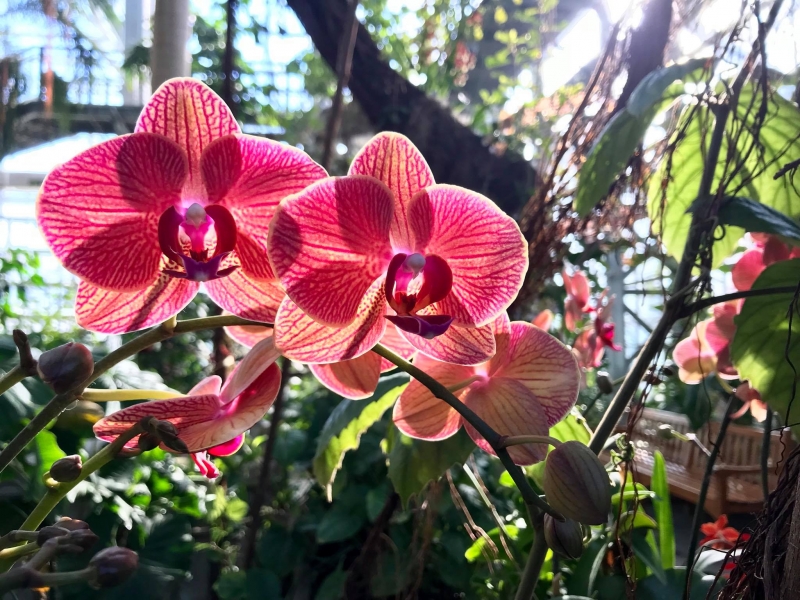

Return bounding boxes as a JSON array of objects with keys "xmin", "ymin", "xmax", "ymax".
[
  {"xmin": 387, "ymin": 427, "xmax": 475, "ymax": 507},
  {"xmin": 36, "ymin": 429, "xmax": 66, "ymax": 479},
  {"xmin": 631, "ymin": 530, "xmax": 666, "ymax": 584},
  {"xmin": 316, "ymin": 503, "xmax": 367, "ymax": 544},
  {"xmin": 574, "ymin": 58, "xmax": 708, "ymax": 216},
  {"xmin": 618, "ymin": 510, "xmax": 658, "ymax": 534},
  {"xmin": 649, "ymin": 87, "xmax": 800, "ymax": 266},
  {"xmin": 716, "ymin": 196, "xmax": 800, "ymax": 242},
  {"xmin": 565, "ymin": 535, "xmax": 609, "ymax": 596},
  {"xmin": 611, "ymin": 482, "xmax": 652, "ymax": 506},
  {"xmin": 246, "ymin": 569, "xmax": 282, "ymax": 600},
  {"xmin": 258, "ymin": 526, "xmax": 305, "ymax": 577},
  {"xmin": 314, "ymin": 566, "xmax": 347, "ymax": 600},
  {"xmin": 464, "ymin": 525, "xmax": 519, "ymax": 562},
  {"xmin": 634, "ymin": 567, "xmax": 716, "ymax": 599},
  {"xmin": 651, "ymin": 451, "xmax": 675, "ymax": 570},
  {"xmin": 730, "ymin": 258, "xmax": 800, "ymax": 437},
  {"xmin": 528, "ymin": 411, "xmax": 592, "ymax": 486},
  {"xmin": 313, "ymin": 375, "xmax": 407, "ymax": 498}
]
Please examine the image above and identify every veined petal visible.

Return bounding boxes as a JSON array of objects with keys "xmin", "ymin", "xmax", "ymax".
[
  {"xmin": 673, "ymin": 321, "xmax": 717, "ymax": 383},
  {"xmin": 225, "ymin": 324, "xmax": 272, "ymax": 348},
  {"xmin": 188, "ymin": 376, "xmax": 223, "ymax": 396},
  {"xmin": 94, "ymin": 394, "xmax": 221, "ymax": 450},
  {"xmin": 268, "ymin": 176, "xmax": 394, "ymax": 327},
  {"xmin": 202, "ymin": 134, "xmax": 327, "ymax": 280},
  {"xmin": 205, "ymin": 268, "xmax": 284, "ymax": 323},
  {"xmin": 179, "ymin": 363, "xmax": 281, "ymax": 451},
  {"xmin": 221, "ymin": 334, "xmax": 280, "ymax": 403},
  {"xmin": 37, "ymin": 133, "xmax": 187, "ymax": 291},
  {"xmin": 75, "ymin": 277, "xmax": 198, "ymax": 334},
  {"xmin": 393, "ymin": 355, "xmax": 471, "ymax": 440},
  {"xmin": 731, "ymin": 249, "xmax": 766, "ymax": 292},
  {"xmin": 407, "ymin": 185, "xmax": 527, "ymax": 326},
  {"xmin": 136, "ymin": 78, "xmax": 239, "ymax": 195},
  {"xmin": 463, "ymin": 378, "xmax": 549, "ymax": 465},
  {"xmin": 207, "ymin": 434, "xmax": 245, "ymax": 457},
  {"xmin": 274, "ymin": 280, "xmax": 387, "ymax": 362},
  {"xmin": 488, "ymin": 322, "xmax": 579, "ymax": 427},
  {"xmin": 349, "ymin": 132, "xmax": 434, "ymax": 251},
  {"xmin": 310, "ymin": 352, "xmax": 383, "ymax": 399},
  {"xmin": 398, "ymin": 321, "xmax": 495, "ymax": 365}
]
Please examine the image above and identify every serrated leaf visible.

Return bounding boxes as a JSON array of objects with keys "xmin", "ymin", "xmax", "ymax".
[
  {"xmin": 716, "ymin": 196, "xmax": 800, "ymax": 242},
  {"xmin": 651, "ymin": 451, "xmax": 675, "ymax": 570},
  {"xmin": 313, "ymin": 375, "xmax": 407, "ymax": 499},
  {"xmin": 574, "ymin": 58, "xmax": 708, "ymax": 216},
  {"xmin": 649, "ymin": 87, "xmax": 800, "ymax": 266},
  {"xmin": 387, "ymin": 427, "xmax": 475, "ymax": 507},
  {"xmin": 730, "ymin": 258, "xmax": 800, "ymax": 437}
]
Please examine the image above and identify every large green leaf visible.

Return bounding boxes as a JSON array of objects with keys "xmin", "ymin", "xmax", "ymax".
[
  {"xmin": 313, "ymin": 375, "xmax": 408, "ymax": 499},
  {"xmin": 316, "ymin": 503, "xmax": 367, "ymax": 544},
  {"xmin": 528, "ymin": 411, "xmax": 592, "ymax": 486},
  {"xmin": 631, "ymin": 530, "xmax": 666, "ymax": 584},
  {"xmin": 36, "ymin": 429, "xmax": 66, "ymax": 480},
  {"xmin": 717, "ymin": 196, "xmax": 800, "ymax": 242},
  {"xmin": 651, "ymin": 451, "xmax": 675, "ymax": 570},
  {"xmin": 730, "ymin": 258, "xmax": 800, "ymax": 436},
  {"xmin": 387, "ymin": 427, "xmax": 475, "ymax": 506},
  {"xmin": 574, "ymin": 58, "xmax": 708, "ymax": 216},
  {"xmin": 648, "ymin": 87, "xmax": 800, "ymax": 266}
]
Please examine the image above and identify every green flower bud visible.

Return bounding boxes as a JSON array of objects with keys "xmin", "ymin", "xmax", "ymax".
[
  {"xmin": 50, "ymin": 455, "xmax": 83, "ymax": 482},
  {"xmin": 88, "ymin": 547, "xmax": 139, "ymax": 588},
  {"xmin": 543, "ymin": 441, "xmax": 611, "ymax": 525},
  {"xmin": 543, "ymin": 515, "xmax": 584, "ymax": 559},
  {"xmin": 37, "ymin": 342, "xmax": 93, "ymax": 393}
]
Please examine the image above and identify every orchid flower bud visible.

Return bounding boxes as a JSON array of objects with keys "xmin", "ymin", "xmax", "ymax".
[
  {"xmin": 37, "ymin": 342, "xmax": 93, "ymax": 393},
  {"xmin": 543, "ymin": 441, "xmax": 611, "ymax": 525},
  {"xmin": 543, "ymin": 515, "xmax": 584, "ymax": 559},
  {"xmin": 88, "ymin": 547, "xmax": 139, "ymax": 588},
  {"xmin": 50, "ymin": 455, "xmax": 83, "ymax": 482},
  {"xmin": 596, "ymin": 371, "xmax": 613, "ymax": 395}
]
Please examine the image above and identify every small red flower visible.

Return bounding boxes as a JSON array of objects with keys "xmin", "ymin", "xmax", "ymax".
[{"xmin": 699, "ymin": 515, "xmax": 750, "ymax": 550}]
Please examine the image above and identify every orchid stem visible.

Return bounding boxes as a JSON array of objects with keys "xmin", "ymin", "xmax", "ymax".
[
  {"xmin": 0, "ymin": 366, "xmax": 26, "ymax": 398},
  {"xmin": 371, "ymin": 343, "xmax": 563, "ymax": 526},
  {"xmin": 515, "ymin": 513, "xmax": 547, "ymax": 600},
  {"xmin": 500, "ymin": 435, "xmax": 563, "ymax": 449},
  {"xmin": 81, "ymin": 389, "xmax": 182, "ymax": 402},
  {"xmin": 0, "ymin": 315, "xmax": 269, "ymax": 477}
]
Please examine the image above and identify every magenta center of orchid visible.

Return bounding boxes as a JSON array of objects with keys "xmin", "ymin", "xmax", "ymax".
[
  {"xmin": 384, "ymin": 252, "xmax": 454, "ymax": 340},
  {"xmin": 158, "ymin": 203, "xmax": 238, "ymax": 283}
]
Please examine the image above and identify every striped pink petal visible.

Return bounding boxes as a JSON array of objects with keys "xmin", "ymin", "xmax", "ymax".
[
  {"xmin": 188, "ymin": 376, "xmax": 223, "ymax": 396},
  {"xmin": 487, "ymin": 322, "xmax": 579, "ymax": 427},
  {"xmin": 349, "ymin": 132, "xmax": 435, "ymax": 252},
  {"xmin": 310, "ymin": 353, "xmax": 383, "ymax": 400},
  {"xmin": 269, "ymin": 176, "xmax": 395, "ymax": 327},
  {"xmin": 225, "ymin": 324, "xmax": 273, "ymax": 348},
  {"xmin": 136, "ymin": 78, "xmax": 239, "ymax": 196},
  {"xmin": 463, "ymin": 378, "xmax": 549, "ymax": 465},
  {"xmin": 273, "ymin": 280, "xmax": 387, "ymax": 362},
  {"xmin": 75, "ymin": 277, "xmax": 198, "ymax": 334},
  {"xmin": 205, "ymin": 268, "xmax": 285, "ymax": 323},
  {"xmin": 37, "ymin": 133, "xmax": 187, "ymax": 291},
  {"xmin": 732, "ymin": 249, "xmax": 766, "ymax": 292},
  {"xmin": 673, "ymin": 321, "xmax": 717, "ymax": 383},
  {"xmin": 202, "ymin": 134, "xmax": 327, "ymax": 281},
  {"xmin": 398, "ymin": 321, "xmax": 495, "ymax": 365},
  {"xmin": 407, "ymin": 185, "xmax": 527, "ymax": 326},
  {"xmin": 221, "ymin": 335, "xmax": 280, "ymax": 403},
  {"xmin": 208, "ymin": 434, "xmax": 245, "ymax": 456},
  {"xmin": 393, "ymin": 355, "xmax": 471, "ymax": 440}
]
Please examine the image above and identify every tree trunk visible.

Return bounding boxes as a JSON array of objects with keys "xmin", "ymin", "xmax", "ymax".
[
  {"xmin": 151, "ymin": 0, "xmax": 191, "ymax": 90},
  {"xmin": 285, "ymin": 0, "xmax": 539, "ymax": 215}
]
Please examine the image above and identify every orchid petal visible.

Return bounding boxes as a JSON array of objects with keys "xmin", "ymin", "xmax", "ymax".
[
  {"xmin": 221, "ymin": 334, "xmax": 280, "ymax": 403},
  {"xmin": 269, "ymin": 176, "xmax": 394, "ymax": 326},
  {"xmin": 205, "ymin": 268, "xmax": 284, "ymax": 323},
  {"xmin": 563, "ymin": 269, "xmax": 591, "ymax": 308},
  {"xmin": 393, "ymin": 356, "xmax": 471, "ymax": 440},
  {"xmin": 180, "ymin": 363, "xmax": 282, "ymax": 451},
  {"xmin": 202, "ymin": 134, "xmax": 327, "ymax": 280},
  {"xmin": 349, "ymin": 132, "xmax": 435, "ymax": 251},
  {"xmin": 732, "ymin": 249, "xmax": 766, "ymax": 292},
  {"xmin": 463, "ymin": 378, "xmax": 549, "ymax": 465},
  {"xmin": 532, "ymin": 310, "xmax": 554, "ymax": 331},
  {"xmin": 37, "ymin": 133, "xmax": 187, "ymax": 291},
  {"xmin": 385, "ymin": 314, "xmax": 453, "ymax": 339},
  {"xmin": 407, "ymin": 185, "xmax": 527, "ymax": 326},
  {"xmin": 273, "ymin": 280, "xmax": 387, "ymax": 362},
  {"xmin": 75, "ymin": 277, "xmax": 198, "ymax": 334},
  {"xmin": 188, "ymin": 376, "xmax": 223, "ymax": 397},
  {"xmin": 207, "ymin": 434, "xmax": 245, "ymax": 457},
  {"xmin": 225, "ymin": 324, "xmax": 272, "ymax": 349},
  {"xmin": 380, "ymin": 322, "xmax": 416, "ymax": 363},
  {"xmin": 564, "ymin": 297, "xmax": 583, "ymax": 332},
  {"xmin": 488, "ymin": 322, "xmax": 579, "ymax": 427},
  {"xmin": 136, "ymin": 78, "xmax": 239, "ymax": 195},
  {"xmin": 398, "ymin": 322, "xmax": 495, "ymax": 365},
  {"xmin": 673, "ymin": 321, "xmax": 717, "ymax": 383},
  {"xmin": 310, "ymin": 352, "xmax": 383, "ymax": 399}
]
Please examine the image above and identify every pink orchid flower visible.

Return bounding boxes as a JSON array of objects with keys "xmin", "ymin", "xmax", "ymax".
[
  {"xmin": 37, "ymin": 78, "xmax": 326, "ymax": 333},
  {"xmin": 732, "ymin": 234, "xmax": 800, "ymax": 292},
  {"xmin": 94, "ymin": 336, "xmax": 281, "ymax": 478},
  {"xmin": 532, "ymin": 309, "xmax": 554, "ymax": 331},
  {"xmin": 563, "ymin": 268, "xmax": 592, "ymax": 331},
  {"xmin": 571, "ymin": 298, "xmax": 621, "ymax": 369},
  {"xmin": 393, "ymin": 315, "xmax": 580, "ymax": 465},
  {"xmin": 267, "ymin": 132, "xmax": 528, "ymax": 367},
  {"xmin": 226, "ymin": 322, "xmax": 415, "ymax": 400},
  {"xmin": 673, "ymin": 309, "xmax": 739, "ymax": 384},
  {"xmin": 731, "ymin": 381, "xmax": 768, "ymax": 422}
]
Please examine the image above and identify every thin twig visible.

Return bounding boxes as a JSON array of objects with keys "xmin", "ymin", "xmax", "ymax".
[
  {"xmin": 320, "ymin": 0, "xmax": 359, "ymax": 171},
  {"xmin": 682, "ymin": 286, "xmax": 798, "ymax": 317},
  {"xmin": 761, "ymin": 408, "xmax": 774, "ymax": 502}
]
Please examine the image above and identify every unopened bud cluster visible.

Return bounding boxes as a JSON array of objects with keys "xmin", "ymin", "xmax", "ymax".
[
  {"xmin": 139, "ymin": 417, "xmax": 188, "ymax": 453},
  {"xmin": 543, "ymin": 515, "xmax": 583, "ymax": 559},
  {"xmin": 542, "ymin": 441, "xmax": 611, "ymax": 526}
]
